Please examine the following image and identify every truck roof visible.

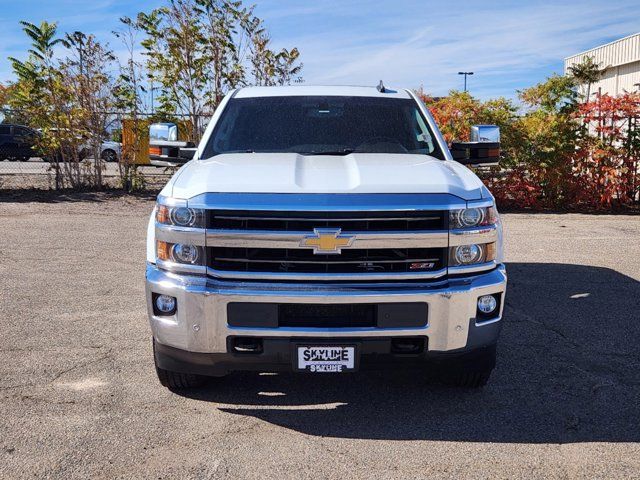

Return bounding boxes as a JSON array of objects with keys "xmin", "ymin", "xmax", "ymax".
[{"xmin": 234, "ymin": 85, "xmax": 412, "ymax": 99}]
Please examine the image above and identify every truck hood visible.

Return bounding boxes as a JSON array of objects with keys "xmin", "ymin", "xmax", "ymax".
[{"xmin": 169, "ymin": 153, "xmax": 485, "ymax": 201}]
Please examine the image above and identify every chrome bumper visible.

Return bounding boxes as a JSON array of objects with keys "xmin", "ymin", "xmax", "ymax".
[{"xmin": 146, "ymin": 264, "xmax": 507, "ymax": 354}]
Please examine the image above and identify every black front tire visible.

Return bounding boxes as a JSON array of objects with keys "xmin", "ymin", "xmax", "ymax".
[
  {"xmin": 153, "ymin": 339, "xmax": 208, "ymax": 389},
  {"xmin": 155, "ymin": 366, "xmax": 208, "ymax": 389},
  {"xmin": 437, "ymin": 345, "xmax": 496, "ymax": 388}
]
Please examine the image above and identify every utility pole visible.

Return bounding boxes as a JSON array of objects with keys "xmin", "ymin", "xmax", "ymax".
[{"xmin": 458, "ymin": 71, "xmax": 474, "ymax": 92}]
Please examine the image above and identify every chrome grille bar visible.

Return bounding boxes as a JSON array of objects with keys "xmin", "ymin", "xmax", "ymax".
[
  {"xmin": 213, "ymin": 257, "xmax": 440, "ymax": 265},
  {"xmin": 206, "ymin": 230, "xmax": 449, "ymax": 249},
  {"xmin": 206, "ymin": 267, "xmax": 448, "ymax": 281}
]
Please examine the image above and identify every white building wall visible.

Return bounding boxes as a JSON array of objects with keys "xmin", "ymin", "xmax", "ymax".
[{"xmin": 565, "ymin": 33, "xmax": 640, "ymax": 97}]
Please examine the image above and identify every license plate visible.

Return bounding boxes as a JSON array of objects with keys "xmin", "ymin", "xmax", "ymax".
[{"xmin": 296, "ymin": 345, "xmax": 356, "ymax": 373}]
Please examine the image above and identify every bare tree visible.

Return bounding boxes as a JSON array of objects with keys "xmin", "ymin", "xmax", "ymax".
[
  {"xmin": 113, "ymin": 17, "xmax": 148, "ymax": 191},
  {"xmin": 64, "ymin": 32, "xmax": 116, "ymax": 188}
]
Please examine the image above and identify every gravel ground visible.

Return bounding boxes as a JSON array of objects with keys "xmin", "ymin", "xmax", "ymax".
[{"xmin": 1, "ymin": 192, "xmax": 639, "ymax": 479}]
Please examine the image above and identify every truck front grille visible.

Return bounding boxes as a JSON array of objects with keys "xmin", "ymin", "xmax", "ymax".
[
  {"xmin": 208, "ymin": 210, "xmax": 446, "ymax": 232},
  {"xmin": 205, "ymin": 209, "xmax": 448, "ymax": 279},
  {"xmin": 208, "ymin": 246, "xmax": 446, "ymax": 274}
]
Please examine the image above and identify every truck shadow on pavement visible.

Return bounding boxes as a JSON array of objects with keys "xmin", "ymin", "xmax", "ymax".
[{"xmin": 180, "ymin": 263, "xmax": 640, "ymax": 443}]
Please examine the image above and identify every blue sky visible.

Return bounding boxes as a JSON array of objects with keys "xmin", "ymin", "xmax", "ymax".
[{"xmin": 1, "ymin": 0, "xmax": 638, "ymax": 100}]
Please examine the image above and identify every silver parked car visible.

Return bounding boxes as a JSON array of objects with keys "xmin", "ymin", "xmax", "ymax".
[{"xmin": 79, "ymin": 140, "xmax": 121, "ymax": 162}]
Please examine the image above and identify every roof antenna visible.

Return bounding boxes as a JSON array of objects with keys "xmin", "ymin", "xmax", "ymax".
[{"xmin": 377, "ymin": 80, "xmax": 386, "ymax": 93}]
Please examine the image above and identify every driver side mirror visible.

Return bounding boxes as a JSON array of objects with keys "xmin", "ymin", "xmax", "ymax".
[{"xmin": 450, "ymin": 125, "xmax": 500, "ymax": 166}]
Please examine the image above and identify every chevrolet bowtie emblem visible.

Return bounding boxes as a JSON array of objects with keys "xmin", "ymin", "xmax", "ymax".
[{"xmin": 300, "ymin": 228, "xmax": 355, "ymax": 254}]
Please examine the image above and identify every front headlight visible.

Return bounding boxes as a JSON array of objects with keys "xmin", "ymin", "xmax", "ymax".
[
  {"xmin": 449, "ymin": 243, "xmax": 496, "ymax": 266},
  {"xmin": 454, "ymin": 244, "xmax": 483, "ymax": 264},
  {"xmin": 449, "ymin": 206, "xmax": 497, "ymax": 229},
  {"xmin": 156, "ymin": 205, "xmax": 205, "ymax": 228},
  {"xmin": 156, "ymin": 241, "xmax": 204, "ymax": 265}
]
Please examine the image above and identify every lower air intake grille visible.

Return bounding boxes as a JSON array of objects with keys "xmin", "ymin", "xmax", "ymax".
[{"xmin": 226, "ymin": 302, "xmax": 428, "ymax": 328}]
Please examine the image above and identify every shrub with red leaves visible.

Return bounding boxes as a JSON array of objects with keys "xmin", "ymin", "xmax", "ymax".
[{"xmin": 417, "ymin": 80, "xmax": 640, "ymax": 211}]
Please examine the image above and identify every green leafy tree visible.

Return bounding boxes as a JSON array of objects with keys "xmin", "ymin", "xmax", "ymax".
[
  {"xmin": 8, "ymin": 21, "xmax": 74, "ymax": 187},
  {"xmin": 519, "ymin": 74, "xmax": 577, "ymax": 113},
  {"xmin": 137, "ymin": 1, "xmax": 209, "ymax": 140},
  {"xmin": 568, "ymin": 56, "xmax": 605, "ymax": 102},
  {"xmin": 512, "ymin": 75, "xmax": 580, "ymax": 206},
  {"xmin": 8, "ymin": 21, "xmax": 117, "ymax": 189},
  {"xmin": 197, "ymin": 0, "xmax": 254, "ymax": 105},
  {"xmin": 249, "ymin": 25, "xmax": 302, "ymax": 86},
  {"xmin": 135, "ymin": 0, "xmax": 303, "ymax": 141}
]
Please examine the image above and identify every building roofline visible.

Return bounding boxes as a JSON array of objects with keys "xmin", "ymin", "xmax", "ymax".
[{"xmin": 564, "ymin": 31, "xmax": 640, "ymax": 61}]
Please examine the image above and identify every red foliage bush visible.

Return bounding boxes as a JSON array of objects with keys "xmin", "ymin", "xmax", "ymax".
[
  {"xmin": 571, "ymin": 94, "xmax": 640, "ymax": 209},
  {"xmin": 419, "ymin": 87, "xmax": 640, "ymax": 211}
]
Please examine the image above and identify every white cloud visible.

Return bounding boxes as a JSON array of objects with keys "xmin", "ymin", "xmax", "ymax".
[
  {"xmin": 2, "ymin": 0, "xmax": 637, "ymax": 101},
  {"xmin": 261, "ymin": 0, "xmax": 640, "ymax": 99}
]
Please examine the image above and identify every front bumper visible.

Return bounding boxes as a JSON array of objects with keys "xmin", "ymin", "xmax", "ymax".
[{"xmin": 146, "ymin": 264, "xmax": 507, "ymax": 359}]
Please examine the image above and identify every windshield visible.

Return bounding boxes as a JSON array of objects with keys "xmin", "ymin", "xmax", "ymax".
[{"xmin": 202, "ymin": 96, "xmax": 444, "ymax": 159}]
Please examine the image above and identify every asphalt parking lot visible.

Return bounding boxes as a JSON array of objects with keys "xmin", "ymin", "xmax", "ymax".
[{"xmin": 1, "ymin": 192, "xmax": 639, "ymax": 479}]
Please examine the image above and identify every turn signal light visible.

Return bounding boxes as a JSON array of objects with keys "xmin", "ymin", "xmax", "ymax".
[
  {"xmin": 157, "ymin": 240, "xmax": 171, "ymax": 261},
  {"xmin": 485, "ymin": 242, "xmax": 497, "ymax": 262},
  {"xmin": 156, "ymin": 205, "xmax": 170, "ymax": 224}
]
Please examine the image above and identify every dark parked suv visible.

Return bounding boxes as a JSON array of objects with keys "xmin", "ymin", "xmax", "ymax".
[{"xmin": 0, "ymin": 124, "xmax": 38, "ymax": 161}]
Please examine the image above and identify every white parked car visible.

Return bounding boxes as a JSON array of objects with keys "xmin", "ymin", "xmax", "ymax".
[
  {"xmin": 79, "ymin": 140, "xmax": 121, "ymax": 162},
  {"xmin": 145, "ymin": 84, "xmax": 506, "ymax": 389}
]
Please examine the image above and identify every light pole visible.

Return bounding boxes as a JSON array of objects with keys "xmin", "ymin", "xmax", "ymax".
[{"xmin": 458, "ymin": 71, "xmax": 474, "ymax": 92}]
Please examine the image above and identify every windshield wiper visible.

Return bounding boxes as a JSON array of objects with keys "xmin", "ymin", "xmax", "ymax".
[
  {"xmin": 216, "ymin": 149, "xmax": 256, "ymax": 154},
  {"xmin": 301, "ymin": 149, "xmax": 355, "ymax": 156}
]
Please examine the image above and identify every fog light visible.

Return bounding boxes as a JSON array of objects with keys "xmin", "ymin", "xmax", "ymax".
[
  {"xmin": 477, "ymin": 295, "xmax": 497, "ymax": 314},
  {"xmin": 155, "ymin": 294, "xmax": 176, "ymax": 314}
]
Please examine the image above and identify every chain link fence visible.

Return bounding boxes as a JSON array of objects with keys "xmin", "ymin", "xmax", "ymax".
[
  {"xmin": 0, "ymin": 160, "xmax": 173, "ymax": 191},
  {"xmin": 0, "ymin": 110, "xmax": 214, "ymax": 193}
]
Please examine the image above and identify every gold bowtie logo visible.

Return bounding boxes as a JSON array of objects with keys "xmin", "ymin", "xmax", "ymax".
[{"xmin": 300, "ymin": 228, "xmax": 355, "ymax": 254}]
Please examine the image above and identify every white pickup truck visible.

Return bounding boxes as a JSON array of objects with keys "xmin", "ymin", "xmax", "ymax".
[{"xmin": 146, "ymin": 85, "xmax": 506, "ymax": 389}]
